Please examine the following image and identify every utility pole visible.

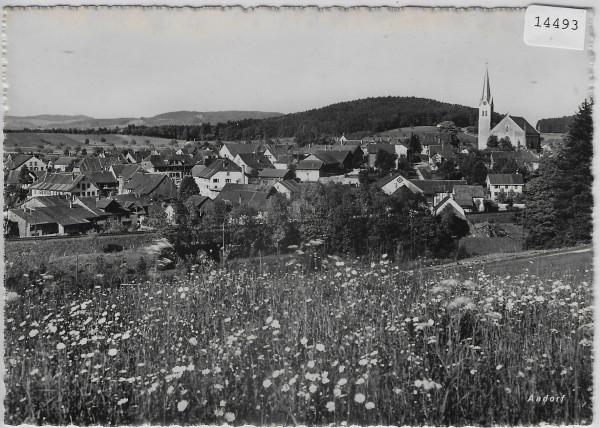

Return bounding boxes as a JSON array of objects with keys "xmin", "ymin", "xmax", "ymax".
[{"xmin": 222, "ymin": 221, "xmax": 225, "ymax": 268}]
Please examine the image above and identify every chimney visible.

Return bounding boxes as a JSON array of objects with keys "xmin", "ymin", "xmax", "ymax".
[{"xmin": 242, "ymin": 165, "xmax": 247, "ymax": 184}]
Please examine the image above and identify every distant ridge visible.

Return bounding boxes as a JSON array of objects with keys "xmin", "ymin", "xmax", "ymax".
[{"xmin": 4, "ymin": 110, "xmax": 284, "ymax": 130}]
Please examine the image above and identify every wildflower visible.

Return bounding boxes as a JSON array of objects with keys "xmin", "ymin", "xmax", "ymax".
[
  {"xmin": 28, "ymin": 329, "xmax": 39, "ymax": 338},
  {"xmin": 224, "ymin": 412, "xmax": 236, "ymax": 422},
  {"xmin": 359, "ymin": 358, "xmax": 368, "ymax": 366},
  {"xmin": 337, "ymin": 378, "xmax": 347, "ymax": 386},
  {"xmin": 365, "ymin": 402, "xmax": 375, "ymax": 410},
  {"xmin": 326, "ymin": 401, "xmax": 335, "ymax": 412},
  {"xmin": 220, "ymin": 400, "xmax": 227, "ymax": 407},
  {"xmin": 108, "ymin": 349, "xmax": 118, "ymax": 356},
  {"xmin": 177, "ymin": 400, "xmax": 189, "ymax": 412},
  {"xmin": 117, "ymin": 398, "xmax": 128, "ymax": 406},
  {"xmin": 300, "ymin": 337, "xmax": 308, "ymax": 345},
  {"xmin": 333, "ymin": 387, "xmax": 342, "ymax": 397},
  {"xmin": 354, "ymin": 393, "xmax": 366, "ymax": 403},
  {"xmin": 56, "ymin": 343, "xmax": 66, "ymax": 350},
  {"xmin": 29, "ymin": 368, "xmax": 39, "ymax": 375},
  {"xmin": 316, "ymin": 343, "xmax": 325, "ymax": 352},
  {"xmin": 281, "ymin": 383, "xmax": 290, "ymax": 392},
  {"xmin": 263, "ymin": 379, "xmax": 272, "ymax": 388},
  {"xmin": 188, "ymin": 337, "xmax": 198, "ymax": 346}
]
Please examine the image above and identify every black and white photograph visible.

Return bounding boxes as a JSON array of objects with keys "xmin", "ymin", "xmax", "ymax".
[{"xmin": 2, "ymin": 3, "xmax": 595, "ymax": 426}]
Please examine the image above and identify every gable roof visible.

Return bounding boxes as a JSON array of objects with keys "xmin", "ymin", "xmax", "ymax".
[
  {"xmin": 236, "ymin": 153, "xmax": 274, "ymax": 170},
  {"xmin": 111, "ymin": 164, "xmax": 142, "ymax": 180},
  {"xmin": 410, "ymin": 179, "xmax": 467, "ymax": 195},
  {"xmin": 29, "ymin": 172, "xmax": 85, "ymax": 193},
  {"xmin": 75, "ymin": 156, "xmax": 121, "ymax": 173},
  {"xmin": 222, "ymin": 142, "xmax": 261, "ymax": 157},
  {"xmin": 53, "ymin": 156, "xmax": 77, "ymax": 166},
  {"xmin": 187, "ymin": 195, "xmax": 211, "ymax": 208},
  {"xmin": 123, "ymin": 172, "xmax": 170, "ymax": 196},
  {"xmin": 297, "ymin": 159, "xmax": 324, "ymax": 170},
  {"xmin": 487, "ymin": 174, "xmax": 524, "ymax": 185},
  {"xmin": 258, "ymin": 168, "xmax": 292, "ymax": 179},
  {"xmin": 195, "ymin": 158, "xmax": 241, "ymax": 179},
  {"xmin": 214, "ymin": 183, "xmax": 273, "ymax": 211},
  {"xmin": 433, "ymin": 196, "xmax": 467, "ymax": 220},
  {"xmin": 453, "ymin": 185, "xmax": 486, "ymax": 206},
  {"xmin": 508, "ymin": 116, "xmax": 540, "ymax": 136},
  {"xmin": 6, "ymin": 154, "xmax": 35, "ymax": 169},
  {"xmin": 84, "ymin": 171, "xmax": 118, "ymax": 187},
  {"xmin": 428, "ymin": 144, "xmax": 455, "ymax": 159}
]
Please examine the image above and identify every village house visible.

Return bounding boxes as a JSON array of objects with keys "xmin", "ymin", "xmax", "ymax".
[
  {"xmin": 122, "ymin": 172, "xmax": 178, "ymax": 201},
  {"xmin": 51, "ymin": 156, "xmax": 77, "ymax": 172},
  {"xmin": 376, "ymin": 173, "xmax": 424, "ymax": 196},
  {"xmin": 427, "ymin": 144, "xmax": 456, "ymax": 171},
  {"xmin": 296, "ymin": 159, "xmax": 324, "ymax": 182},
  {"xmin": 432, "ymin": 196, "xmax": 467, "ymax": 221},
  {"xmin": 219, "ymin": 142, "xmax": 262, "ymax": 161},
  {"xmin": 452, "ymin": 184, "xmax": 486, "ymax": 213},
  {"xmin": 264, "ymin": 146, "xmax": 289, "ymax": 163},
  {"xmin": 29, "ymin": 172, "xmax": 99, "ymax": 198},
  {"xmin": 233, "ymin": 153, "xmax": 274, "ymax": 177},
  {"xmin": 140, "ymin": 154, "xmax": 193, "ymax": 185},
  {"xmin": 73, "ymin": 156, "xmax": 123, "ymax": 174},
  {"xmin": 5, "ymin": 154, "xmax": 48, "ymax": 173},
  {"xmin": 8, "ymin": 196, "xmax": 98, "ymax": 237},
  {"xmin": 486, "ymin": 173, "xmax": 524, "ymax": 202},
  {"xmin": 125, "ymin": 150, "xmax": 152, "ymax": 164},
  {"xmin": 257, "ymin": 168, "xmax": 294, "ymax": 185},
  {"xmin": 214, "ymin": 183, "xmax": 276, "ymax": 216},
  {"xmin": 272, "ymin": 154, "xmax": 293, "ymax": 170},
  {"xmin": 194, "ymin": 158, "xmax": 244, "ymax": 198},
  {"xmin": 84, "ymin": 171, "xmax": 119, "ymax": 197},
  {"xmin": 110, "ymin": 164, "xmax": 143, "ymax": 194},
  {"xmin": 410, "ymin": 179, "xmax": 468, "ymax": 207}
]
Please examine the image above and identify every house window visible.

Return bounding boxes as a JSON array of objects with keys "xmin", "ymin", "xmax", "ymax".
[
  {"xmin": 226, "ymin": 179, "xmax": 231, "ymax": 183},
  {"xmin": 506, "ymin": 125, "xmax": 509, "ymax": 132},
  {"xmin": 213, "ymin": 178, "xmax": 219, "ymax": 183}
]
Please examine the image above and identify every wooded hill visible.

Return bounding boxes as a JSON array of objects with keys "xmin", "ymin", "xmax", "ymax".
[{"xmin": 535, "ymin": 115, "xmax": 575, "ymax": 134}]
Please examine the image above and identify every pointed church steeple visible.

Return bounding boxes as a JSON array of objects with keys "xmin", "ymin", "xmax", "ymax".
[
  {"xmin": 478, "ymin": 64, "xmax": 494, "ymax": 150},
  {"xmin": 480, "ymin": 63, "xmax": 493, "ymax": 106}
]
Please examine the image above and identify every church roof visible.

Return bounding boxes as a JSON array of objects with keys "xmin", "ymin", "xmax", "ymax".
[
  {"xmin": 480, "ymin": 65, "xmax": 493, "ymax": 105},
  {"xmin": 508, "ymin": 116, "xmax": 540, "ymax": 136}
]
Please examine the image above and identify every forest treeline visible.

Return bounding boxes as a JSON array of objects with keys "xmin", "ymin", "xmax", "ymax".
[
  {"xmin": 535, "ymin": 115, "xmax": 575, "ymax": 133},
  {"xmin": 6, "ymin": 97, "xmax": 500, "ymax": 142}
]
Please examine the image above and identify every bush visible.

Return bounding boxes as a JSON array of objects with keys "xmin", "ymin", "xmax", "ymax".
[{"xmin": 102, "ymin": 243, "xmax": 124, "ymax": 253}]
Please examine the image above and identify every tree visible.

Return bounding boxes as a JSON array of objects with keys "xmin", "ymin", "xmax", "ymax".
[
  {"xmin": 18, "ymin": 165, "xmax": 33, "ymax": 184},
  {"xmin": 63, "ymin": 148, "xmax": 70, "ymax": 156},
  {"xmin": 100, "ymin": 137, "xmax": 106, "ymax": 143},
  {"xmin": 375, "ymin": 149, "xmax": 397, "ymax": 175},
  {"xmin": 408, "ymin": 133, "xmax": 422, "ymax": 158},
  {"xmin": 81, "ymin": 148, "xmax": 87, "ymax": 156},
  {"xmin": 498, "ymin": 137, "xmax": 514, "ymax": 151},
  {"xmin": 438, "ymin": 159, "xmax": 462, "ymax": 180},
  {"xmin": 438, "ymin": 121, "xmax": 459, "ymax": 146},
  {"xmin": 487, "ymin": 135, "xmax": 499, "ymax": 148},
  {"xmin": 84, "ymin": 139, "xmax": 90, "ymax": 145},
  {"xmin": 525, "ymin": 99, "xmax": 593, "ymax": 248},
  {"xmin": 170, "ymin": 139, "xmax": 179, "ymax": 146},
  {"xmin": 178, "ymin": 176, "xmax": 200, "ymax": 202}
]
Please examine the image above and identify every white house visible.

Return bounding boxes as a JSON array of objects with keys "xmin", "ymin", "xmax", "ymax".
[
  {"xmin": 193, "ymin": 159, "xmax": 244, "ymax": 198},
  {"xmin": 6, "ymin": 154, "xmax": 48, "ymax": 173},
  {"xmin": 486, "ymin": 173, "xmax": 524, "ymax": 201},
  {"xmin": 296, "ymin": 159, "xmax": 323, "ymax": 182},
  {"xmin": 376, "ymin": 173, "xmax": 424, "ymax": 196}
]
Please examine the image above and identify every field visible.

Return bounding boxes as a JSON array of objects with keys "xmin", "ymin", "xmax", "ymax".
[
  {"xmin": 3, "ymin": 132, "xmax": 176, "ymax": 152},
  {"xmin": 3, "ymin": 247, "xmax": 593, "ymax": 426}
]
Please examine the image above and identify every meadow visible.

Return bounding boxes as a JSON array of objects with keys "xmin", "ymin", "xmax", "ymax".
[{"xmin": 3, "ymin": 247, "xmax": 593, "ymax": 426}]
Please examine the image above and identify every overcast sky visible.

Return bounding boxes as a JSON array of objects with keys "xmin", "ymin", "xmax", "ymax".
[{"xmin": 4, "ymin": 7, "xmax": 593, "ymax": 125}]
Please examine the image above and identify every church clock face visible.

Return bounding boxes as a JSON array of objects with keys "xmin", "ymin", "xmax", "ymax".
[{"xmin": 483, "ymin": 101, "xmax": 487, "ymax": 105}]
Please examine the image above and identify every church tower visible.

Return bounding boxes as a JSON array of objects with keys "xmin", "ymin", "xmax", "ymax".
[{"xmin": 478, "ymin": 65, "xmax": 494, "ymax": 150}]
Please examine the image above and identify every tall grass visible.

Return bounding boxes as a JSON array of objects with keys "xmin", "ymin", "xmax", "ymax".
[{"xmin": 4, "ymin": 254, "xmax": 592, "ymax": 425}]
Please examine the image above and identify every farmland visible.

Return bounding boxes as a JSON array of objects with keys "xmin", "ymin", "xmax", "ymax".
[{"xmin": 3, "ymin": 247, "xmax": 593, "ymax": 425}]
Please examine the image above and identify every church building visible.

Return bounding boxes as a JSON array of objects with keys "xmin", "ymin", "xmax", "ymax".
[{"xmin": 477, "ymin": 66, "xmax": 541, "ymax": 151}]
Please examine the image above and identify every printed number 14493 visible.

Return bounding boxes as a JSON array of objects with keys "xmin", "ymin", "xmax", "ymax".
[{"xmin": 534, "ymin": 16, "xmax": 578, "ymax": 31}]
